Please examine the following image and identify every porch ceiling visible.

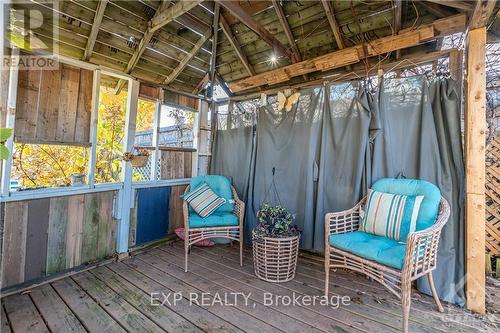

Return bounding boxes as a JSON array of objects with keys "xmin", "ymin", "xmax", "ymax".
[{"xmin": 9, "ymin": 1, "xmax": 499, "ymax": 94}]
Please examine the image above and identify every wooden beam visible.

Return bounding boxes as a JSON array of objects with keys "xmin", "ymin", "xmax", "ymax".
[
  {"xmin": 272, "ymin": 0, "xmax": 301, "ymax": 62},
  {"xmin": 469, "ymin": 0, "xmax": 497, "ymax": 29},
  {"xmin": 150, "ymin": 0, "xmax": 204, "ymax": 33},
  {"xmin": 230, "ymin": 49, "xmax": 457, "ymax": 100},
  {"xmin": 424, "ymin": 1, "xmax": 474, "ymax": 12},
  {"xmin": 320, "ymin": 0, "xmax": 345, "ymax": 50},
  {"xmin": 393, "ymin": 0, "xmax": 402, "ymax": 59},
  {"xmin": 192, "ymin": 73, "xmax": 209, "ymax": 94},
  {"xmin": 220, "ymin": 14, "xmax": 255, "ymax": 76},
  {"xmin": 464, "ymin": 26, "xmax": 486, "ymax": 315},
  {"xmin": 229, "ymin": 14, "xmax": 467, "ymax": 92},
  {"xmin": 210, "ymin": 4, "xmax": 221, "ymax": 91},
  {"xmin": 215, "ymin": 0, "xmax": 294, "ymax": 61},
  {"xmin": 115, "ymin": 0, "xmax": 203, "ymax": 93},
  {"xmin": 163, "ymin": 29, "xmax": 212, "ymax": 85},
  {"xmin": 83, "ymin": 0, "xmax": 108, "ymax": 61}
]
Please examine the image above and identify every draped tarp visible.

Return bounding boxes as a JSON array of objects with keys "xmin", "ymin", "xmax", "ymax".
[
  {"xmin": 210, "ymin": 77, "xmax": 465, "ymax": 305},
  {"xmin": 371, "ymin": 77, "xmax": 465, "ymax": 305},
  {"xmin": 249, "ymin": 88, "xmax": 324, "ymax": 249},
  {"xmin": 313, "ymin": 81, "xmax": 372, "ymax": 251}
]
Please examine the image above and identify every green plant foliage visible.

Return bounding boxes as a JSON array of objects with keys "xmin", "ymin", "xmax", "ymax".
[
  {"xmin": 0, "ymin": 128, "xmax": 13, "ymax": 160},
  {"xmin": 253, "ymin": 203, "xmax": 301, "ymax": 242}
]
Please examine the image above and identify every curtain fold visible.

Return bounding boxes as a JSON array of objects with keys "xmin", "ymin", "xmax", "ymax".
[
  {"xmin": 249, "ymin": 88, "xmax": 324, "ymax": 249},
  {"xmin": 371, "ymin": 77, "xmax": 465, "ymax": 305},
  {"xmin": 210, "ymin": 77, "xmax": 465, "ymax": 305},
  {"xmin": 313, "ymin": 82, "xmax": 372, "ymax": 251}
]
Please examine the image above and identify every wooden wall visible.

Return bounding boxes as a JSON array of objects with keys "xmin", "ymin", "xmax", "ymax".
[
  {"xmin": 163, "ymin": 90, "xmax": 198, "ymax": 111},
  {"xmin": 160, "ymin": 148, "xmax": 193, "ymax": 180},
  {"xmin": 0, "ymin": 191, "xmax": 116, "ymax": 289},
  {"xmin": 14, "ymin": 63, "xmax": 93, "ymax": 145}
]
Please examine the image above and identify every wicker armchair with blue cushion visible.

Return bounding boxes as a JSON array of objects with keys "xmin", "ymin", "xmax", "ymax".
[
  {"xmin": 324, "ymin": 178, "xmax": 451, "ymax": 333},
  {"xmin": 182, "ymin": 175, "xmax": 244, "ymax": 272}
]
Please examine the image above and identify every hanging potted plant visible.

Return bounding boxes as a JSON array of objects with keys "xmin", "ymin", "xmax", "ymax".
[
  {"xmin": 252, "ymin": 203, "xmax": 301, "ymax": 283},
  {"xmin": 123, "ymin": 148, "xmax": 150, "ymax": 167}
]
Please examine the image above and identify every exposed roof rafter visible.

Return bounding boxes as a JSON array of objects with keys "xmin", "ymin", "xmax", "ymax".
[
  {"xmin": 115, "ymin": 0, "xmax": 203, "ymax": 93},
  {"xmin": 219, "ymin": 14, "xmax": 255, "ymax": 76},
  {"xmin": 83, "ymin": 0, "xmax": 108, "ymax": 61},
  {"xmin": 164, "ymin": 29, "xmax": 213, "ymax": 85},
  {"xmin": 215, "ymin": 0, "xmax": 295, "ymax": 61},
  {"xmin": 229, "ymin": 14, "xmax": 467, "ymax": 92},
  {"xmin": 272, "ymin": 0, "xmax": 301, "ymax": 63}
]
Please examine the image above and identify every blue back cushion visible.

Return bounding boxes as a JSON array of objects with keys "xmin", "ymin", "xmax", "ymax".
[
  {"xmin": 189, "ymin": 175, "xmax": 234, "ymax": 213},
  {"xmin": 371, "ymin": 178, "xmax": 441, "ymax": 231}
]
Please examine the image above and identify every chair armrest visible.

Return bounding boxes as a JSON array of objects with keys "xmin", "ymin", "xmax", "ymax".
[
  {"xmin": 231, "ymin": 186, "xmax": 245, "ymax": 224},
  {"xmin": 403, "ymin": 198, "xmax": 450, "ymax": 279},
  {"xmin": 182, "ymin": 185, "xmax": 190, "ymax": 230},
  {"xmin": 325, "ymin": 197, "xmax": 366, "ymax": 237}
]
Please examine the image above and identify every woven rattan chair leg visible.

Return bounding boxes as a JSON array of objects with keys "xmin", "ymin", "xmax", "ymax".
[
  {"xmin": 184, "ymin": 236, "xmax": 189, "ymax": 273},
  {"xmin": 402, "ymin": 282, "xmax": 411, "ymax": 333},
  {"xmin": 240, "ymin": 239, "xmax": 243, "ymax": 267},
  {"xmin": 324, "ymin": 250, "xmax": 330, "ymax": 296},
  {"xmin": 428, "ymin": 272, "xmax": 444, "ymax": 313}
]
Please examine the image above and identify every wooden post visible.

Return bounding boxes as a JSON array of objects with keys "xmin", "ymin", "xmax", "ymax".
[
  {"xmin": 116, "ymin": 79, "xmax": 140, "ymax": 254},
  {"xmin": 151, "ymin": 91, "xmax": 162, "ymax": 181},
  {"xmin": 464, "ymin": 27, "xmax": 486, "ymax": 314},
  {"xmin": 87, "ymin": 69, "xmax": 100, "ymax": 188},
  {"xmin": 1, "ymin": 48, "xmax": 19, "ymax": 197}
]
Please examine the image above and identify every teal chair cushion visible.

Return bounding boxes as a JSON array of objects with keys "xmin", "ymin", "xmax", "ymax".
[
  {"xmin": 189, "ymin": 175, "xmax": 234, "ymax": 214},
  {"xmin": 329, "ymin": 231, "xmax": 406, "ymax": 270},
  {"xmin": 189, "ymin": 212, "xmax": 239, "ymax": 228},
  {"xmin": 371, "ymin": 178, "xmax": 441, "ymax": 231}
]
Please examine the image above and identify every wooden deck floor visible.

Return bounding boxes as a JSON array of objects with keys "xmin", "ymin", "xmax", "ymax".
[{"xmin": 1, "ymin": 241, "xmax": 497, "ymax": 333}]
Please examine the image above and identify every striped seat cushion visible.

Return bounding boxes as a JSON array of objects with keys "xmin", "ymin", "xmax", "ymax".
[
  {"xmin": 359, "ymin": 189, "xmax": 424, "ymax": 242},
  {"xmin": 182, "ymin": 183, "xmax": 226, "ymax": 218}
]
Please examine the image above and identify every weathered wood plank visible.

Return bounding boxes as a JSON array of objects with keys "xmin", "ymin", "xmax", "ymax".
[
  {"xmin": 90, "ymin": 266, "xmax": 202, "ymax": 333},
  {"xmin": 0, "ymin": 304, "xmax": 11, "ymax": 333},
  {"xmin": 140, "ymin": 250, "xmax": 322, "ymax": 333},
  {"xmin": 66, "ymin": 195, "xmax": 85, "ymax": 268},
  {"xmin": 30, "ymin": 284, "xmax": 86, "ymax": 332},
  {"xmin": 97, "ymin": 191, "xmax": 114, "ymax": 259},
  {"xmin": 24, "ymin": 198, "xmax": 50, "ymax": 281},
  {"xmin": 1, "ymin": 201, "xmax": 28, "ymax": 288},
  {"xmin": 158, "ymin": 246, "xmax": 396, "ymax": 333},
  {"xmin": 169, "ymin": 185, "xmax": 187, "ymax": 233},
  {"xmin": 72, "ymin": 271, "xmax": 166, "ymax": 332},
  {"xmin": 74, "ymin": 68, "xmax": 93, "ymax": 143},
  {"xmin": 199, "ymin": 244, "xmax": 484, "ymax": 333},
  {"xmin": 56, "ymin": 65, "xmax": 81, "ymax": 142},
  {"xmin": 3, "ymin": 294, "xmax": 49, "ymax": 333},
  {"xmin": 15, "ymin": 70, "xmax": 41, "ymax": 140},
  {"xmin": 107, "ymin": 262, "xmax": 242, "ymax": 333},
  {"xmin": 36, "ymin": 68, "xmax": 61, "ymax": 140},
  {"xmin": 51, "ymin": 278, "xmax": 126, "ymax": 333},
  {"xmin": 81, "ymin": 193, "xmax": 99, "ymax": 263},
  {"xmin": 46, "ymin": 196, "xmax": 69, "ymax": 275}
]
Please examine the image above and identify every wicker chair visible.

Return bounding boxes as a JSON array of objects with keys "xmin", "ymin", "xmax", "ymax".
[
  {"xmin": 324, "ymin": 194, "xmax": 450, "ymax": 333},
  {"xmin": 182, "ymin": 182, "xmax": 245, "ymax": 273}
]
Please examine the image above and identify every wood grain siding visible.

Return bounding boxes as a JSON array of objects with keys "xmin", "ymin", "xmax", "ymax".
[
  {"xmin": 0, "ymin": 191, "xmax": 117, "ymax": 290},
  {"xmin": 163, "ymin": 90, "xmax": 198, "ymax": 111},
  {"xmin": 160, "ymin": 149, "xmax": 193, "ymax": 180},
  {"xmin": 139, "ymin": 83, "xmax": 160, "ymax": 101},
  {"xmin": 14, "ymin": 63, "xmax": 93, "ymax": 145}
]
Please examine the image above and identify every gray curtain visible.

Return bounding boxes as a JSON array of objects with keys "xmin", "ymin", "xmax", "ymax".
[
  {"xmin": 371, "ymin": 76, "xmax": 465, "ymax": 305},
  {"xmin": 249, "ymin": 88, "xmax": 324, "ymax": 249},
  {"xmin": 314, "ymin": 82, "xmax": 372, "ymax": 251},
  {"xmin": 210, "ymin": 77, "xmax": 465, "ymax": 305},
  {"xmin": 211, "ymin": 101, "xmax": 257, "ymax": 204}
]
